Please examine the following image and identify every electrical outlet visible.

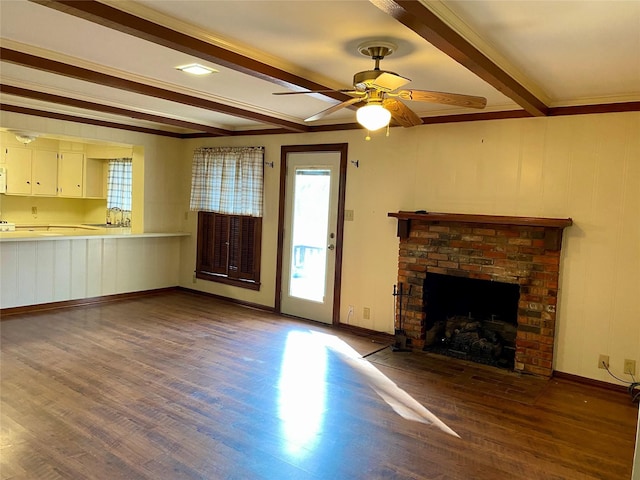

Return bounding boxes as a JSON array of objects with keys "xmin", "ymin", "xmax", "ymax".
[
  {"xmin": 345, "ymin": 209, "xmax": 354, "ymax": 221},
  {"xmin": 598, "ymin": 354, "xmax": 609, "ymax": 369},
  {"xmin": 363, "ymin": 307, "xmax": 370, "ymax": 320},
  {"xmin": 31, "ymin": 206, "xmax": 37, "ymax": 215},
  {"xmin": 348, "ymin": 305, "xmax": 354, "ymax": 316},
  {"xmin": 623, "ymin": 359, "xmax": 636, "ymax": 376}
]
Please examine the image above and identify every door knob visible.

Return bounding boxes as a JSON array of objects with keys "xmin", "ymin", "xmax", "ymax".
[{"xmin": 327, "ymin": 244, "xmax": 335, "ymax": 250}]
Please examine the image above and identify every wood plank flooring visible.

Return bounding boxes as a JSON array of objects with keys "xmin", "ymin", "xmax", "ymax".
[{"xmin": 1, "ymin": 290, "xmax": 638, "ymax": 479}]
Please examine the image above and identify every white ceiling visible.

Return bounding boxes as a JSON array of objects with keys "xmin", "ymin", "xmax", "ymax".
[{"xmin": 1, "ymin": 0, "xmax": 638, "ymax": 137}]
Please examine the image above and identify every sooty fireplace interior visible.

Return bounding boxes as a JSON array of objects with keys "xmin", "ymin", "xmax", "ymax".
[{"xmin": 423, "ymin": 273, "xmax": 520, "ymax": 369}]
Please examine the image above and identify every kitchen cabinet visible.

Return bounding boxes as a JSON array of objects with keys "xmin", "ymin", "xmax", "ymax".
[
  {"xmin": 57, "ymin": 151, "xmax": 84, "ymax": 197},
  {"xmin": 5, "ymin": 147, "xmax": 58, "ymax": 195},
  {"xmin": 4, "ymin": 146, "xmax": 32, "ymax": 195},
  {"xmin": 32, "ymin": 150, "xmax": 58, "ymax": 196},
  {"xmin": 84, "ymin": 158, "xmax": 107, "ymax": 199}
]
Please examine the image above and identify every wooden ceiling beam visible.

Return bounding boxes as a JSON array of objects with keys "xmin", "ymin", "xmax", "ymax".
[
  {"xmin": 0, "ymin": 48, "xmax": 308, "ymax": 132},
  {"xmin": 0, "ymin": 84, "xmax": 232, "ymax": 136},
  {"xmin": 1, "ymin": 104, "xmax": 183, "ymax": 137},
  {"xmin": 369, "ymin": 0, "xmax": 548, "ymax": 117},
  {"xmin": 29, "ymin": 0, "xmax": 353, "ymax": 105}
]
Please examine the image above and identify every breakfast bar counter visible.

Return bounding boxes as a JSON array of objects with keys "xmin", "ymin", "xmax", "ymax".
[
  {"xmin": 0, "ymin": 224, "xmax": 189, "ymax": 242},
  {"xmin": 0, "ymin": 226, "xmax": 189, "ymax": 309}
]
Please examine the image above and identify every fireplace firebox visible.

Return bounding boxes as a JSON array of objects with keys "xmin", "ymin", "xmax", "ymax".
[
  {"xmin": 423, "ymin": 273, "xmax": 520, "ymax": 369},
  {"xmin": 389, "ymin": 211, "xmax": 572, "ymax": 377}
]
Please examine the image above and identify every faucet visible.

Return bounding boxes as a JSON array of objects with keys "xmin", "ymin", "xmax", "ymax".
[{"xmin": 108, "ymin": 207, "xmax": 123, "ymax": 226}]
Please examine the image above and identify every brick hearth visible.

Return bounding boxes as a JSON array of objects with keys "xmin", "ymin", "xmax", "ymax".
[{"xmin": 390, "ymin": 212, "xmax": 572, "ymax": 377}]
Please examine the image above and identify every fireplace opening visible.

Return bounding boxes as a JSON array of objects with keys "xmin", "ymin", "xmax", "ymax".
[{"xmin": 423, "ymin": 273, "xmax": 520, "ymax": 369}]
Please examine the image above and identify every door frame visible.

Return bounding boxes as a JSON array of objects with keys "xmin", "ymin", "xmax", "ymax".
[{"xmin": 275, "ymin": 143, "xmax": 348, "ymax": 325}]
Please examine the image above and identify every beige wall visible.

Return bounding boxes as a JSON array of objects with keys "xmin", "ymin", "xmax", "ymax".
[
  {"xmin": 181, "ymin": 112, "xmax": 639, "ymax": 386},
  {"xmin": 2, "ymin": 110, "xmax": 638, "ymax": 386}
]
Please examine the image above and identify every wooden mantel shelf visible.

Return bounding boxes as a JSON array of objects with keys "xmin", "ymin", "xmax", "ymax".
[
  {"xmin": 388, "ymin": 211, "xmax": 572, "ymax": 249},
  {"xmin": 388, "ymin": 211, "xmax": 573, "ymax": 228}
]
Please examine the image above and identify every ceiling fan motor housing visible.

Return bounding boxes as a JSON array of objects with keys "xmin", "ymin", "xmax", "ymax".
[{"xmin": 354, "ymin": 70, "xmax": 401, "ymax": 92}]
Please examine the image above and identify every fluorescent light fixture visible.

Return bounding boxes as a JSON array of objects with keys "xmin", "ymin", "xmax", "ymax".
[
  {"xmin": 356, "ymin": 103, "xmax": 391, "ymax": 131},
  {"xmin": 176, "ymin": 63, "xmax": 217, "ymax": 75}
]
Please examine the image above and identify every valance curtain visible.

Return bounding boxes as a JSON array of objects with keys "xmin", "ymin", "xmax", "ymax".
[
  {"xmin": 189, "ymin": 146, "xmax": 264, "ymax": 217},
  {"xmin": 107, "ymin": 158, "xmax": 132, "ymax": 210}
]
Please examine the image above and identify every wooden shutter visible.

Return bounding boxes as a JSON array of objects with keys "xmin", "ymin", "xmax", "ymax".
[
  {"xmin": 211, "ymin": 214, "xmax": 229, "ymax": 274},
  {"xmin": 196, "ymin": 212, "xmax": 228, "ymax": 275},
  {"xmin": 196, "ymin": 212, "xmax": 261, "ymax": 288},
  {"xmin": 226, "ymin": 216, "xmax": 261, "ymax": 282}
]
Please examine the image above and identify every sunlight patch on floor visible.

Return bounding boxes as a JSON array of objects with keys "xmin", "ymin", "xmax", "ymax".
[
  {"xmin": 277, "ymin": 330, "xmax": 458, "ymax": 457},
  {"xmin": 278, "ymin": 330, "xmax": 327, "ymax": 456},
  {"xmin": 313, "ymin": 331, "xmax": 459, "ymax": 438}
]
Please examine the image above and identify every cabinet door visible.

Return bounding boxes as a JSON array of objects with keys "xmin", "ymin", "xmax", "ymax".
[
  {"xmin": 84, "ymin": 158, "xmax": 107, "ymax": 198},
  {"xmin": 58, "ymin": 152, "xmax": 84, "ymax": 197},
  {"xmin": 32, "ymin": 150, "xmax": 58, "ymax": 196},
  {"xmin": 5, "ymin": 147, "xmax": 32, "ymax": 195}
]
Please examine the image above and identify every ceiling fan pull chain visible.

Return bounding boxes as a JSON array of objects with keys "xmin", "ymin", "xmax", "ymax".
[{"xmin": 365, "ymin": 130, "xmax": 371, "ymax": 141}]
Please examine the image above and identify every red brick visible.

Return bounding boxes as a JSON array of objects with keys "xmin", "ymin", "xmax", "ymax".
[
  {"xmin": 438, "ymin": 261, "xmax": 459, "ymax": 269},
  {"xmin": 471, "ymin": 242, "xmax": 496, "ymax": 251},
  {"xmin": 497, "ymin": 229, "xmax": 521, "ymax": 238},
  {"xmin": 533, "ymin": 255, "xmax": 560, "ymax": 265},
  {"xmin": 414, "ymin": 231, "xmax": 440, "ymax": 238},
  {"xmin": 449, "ymin": 240, "xmax": 468, "ymax": 248},
  {"xmin": 426, "ymin": 267, "xmax": 449, "ymax": 275},
  {"xmin": 460, "ymin": 264, "xmax": 482, "ymax": 272},
  {"xmin": 484, "ymin": 251, "xmax": 508, "ymax": 259},
  {"xmin": 473, "ymin": 228, "xmax": 496, "ymax": 236},
  {"xmin": 508, "ymin": 238, "xmax": 533, "ymax": 246}
]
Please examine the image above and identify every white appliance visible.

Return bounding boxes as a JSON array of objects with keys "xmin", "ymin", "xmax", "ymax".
[{"xmin": 0, "ymin": 222, "xmax": 16, "ymax": 232}]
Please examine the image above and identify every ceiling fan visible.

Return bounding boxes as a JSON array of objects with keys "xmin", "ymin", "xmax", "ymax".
[{"xmin": 275, "ymin": 41, "xmax": 487, "ymax": 131}]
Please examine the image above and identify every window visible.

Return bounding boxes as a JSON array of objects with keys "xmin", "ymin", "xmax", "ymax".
[
  {"xmin": 190, "ymin": 147, "xmax": 264, "ymax": 289},
  {"xmin": 196, "ymin": 212, "xmax": 262, "ymax": 289},
  {"xmin": 106, "ymin": 158, "xmax": 132, "ymax": 226}
]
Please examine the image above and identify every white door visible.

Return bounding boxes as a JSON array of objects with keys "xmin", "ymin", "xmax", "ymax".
[{"xmin": 280, "ymin": 151, "xmax": 341, "ymax": 324}]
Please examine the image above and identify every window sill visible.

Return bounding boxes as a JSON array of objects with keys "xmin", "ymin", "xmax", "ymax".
[{"xmin": 195, "ymin": 272, "xmax": 260, "ymax": 291}]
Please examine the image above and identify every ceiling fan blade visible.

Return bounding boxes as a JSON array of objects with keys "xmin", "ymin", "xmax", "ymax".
[
  {"xmin": 305, "ymin": 96, "xmax": 364, "ymax": 122},
  {"xmin": 372, "ymin": 72, "xmax": 411, "ymax": 92},
  {"xmin": 273, "ymin": 89, "xmax": 359, "ymax": 95},
  {"xmin": 382, "ymin": 98, "xmax": 422, "ymax": 127},
  {"xmin": 398, "ymin": 90, "xmax": 487, "ymax": 109}
]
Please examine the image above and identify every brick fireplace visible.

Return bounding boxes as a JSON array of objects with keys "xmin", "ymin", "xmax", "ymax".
[{"xmin": 389, "ymin": 211, "xmax": 572, "ymax": 377}]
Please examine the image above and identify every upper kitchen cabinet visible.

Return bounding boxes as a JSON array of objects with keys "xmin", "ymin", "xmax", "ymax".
[
  {"xmin": 4, "ymin": 146, "xmax": 32, "ymax": 195},
  {"xmin": 32, "ymin": 150, "xmax": 58, "ymax": 196},
  {"xmin": 84, "ymin": 158, "xmax": 108, "ymax": 199},
  {"xmin": 4, "ymin": 146, "xmax": 59, "ymax": 196},
  {"xmin": 1, "ymin": 134, "xmax": 115, "ymax": 200},
  {"xmin": 57, "ymin": 151, "xmax": 84, "ymax": 198}
]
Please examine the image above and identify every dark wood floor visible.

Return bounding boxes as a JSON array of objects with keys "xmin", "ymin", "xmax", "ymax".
[{"xmin": 1, "ymin": 290, "xmax": 637, "ymax": 480}]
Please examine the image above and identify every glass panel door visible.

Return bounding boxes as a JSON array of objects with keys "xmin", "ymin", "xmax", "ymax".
[{"xmin": 281, "ymin": 152, "xmax": 340, "ymax": 324}]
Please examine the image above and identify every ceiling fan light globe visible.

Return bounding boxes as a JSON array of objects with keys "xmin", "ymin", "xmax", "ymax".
[{"xmin": 356, "ymin": 104, "xmax": 391, "ymax": 131}]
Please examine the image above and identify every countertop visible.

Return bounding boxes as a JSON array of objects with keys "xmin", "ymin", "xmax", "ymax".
[{"xmin": 0, "ymin": 224, "xmax": 189, "ymax": 242}]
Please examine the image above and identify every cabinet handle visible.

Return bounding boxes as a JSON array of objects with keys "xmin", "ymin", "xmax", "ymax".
[{"xmin": 27, "ymin": 181, "xmax": 30, "ymax": 184}]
